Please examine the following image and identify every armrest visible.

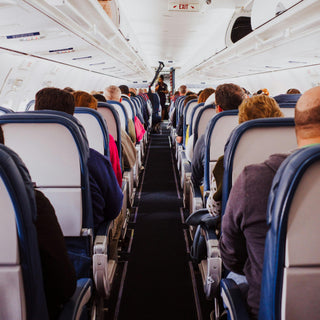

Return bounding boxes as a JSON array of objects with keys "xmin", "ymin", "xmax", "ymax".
[
  {"xmin": 186, "ymin": 209, "xmax": 220, "ymax": 229},
  {"xmin": 58, "ymin": 278, "xmax": 92, "ymax": 320},
  {"xmin": 220, "ymin": 279, "xmax": 250, "ymax": 320},
  {"xmin": 189, "ymin": 181, "xmax": 204, "ymax": 212}
]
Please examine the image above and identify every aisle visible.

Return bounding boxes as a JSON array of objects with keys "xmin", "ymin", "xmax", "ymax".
[{"xmin": 117, "ymin": 125, "xmax": 199, "ymax": 319}]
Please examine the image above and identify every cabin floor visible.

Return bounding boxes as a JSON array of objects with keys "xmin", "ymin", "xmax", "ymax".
[{"xmin": 105, "ymin": 122, "xmax": 212, "ymax": 320}]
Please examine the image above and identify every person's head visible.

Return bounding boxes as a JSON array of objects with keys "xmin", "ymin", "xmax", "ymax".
[
  {"xmin": 179, "ymin": 85, "xmax": 187, "ymax": 96},
  {"xmin": 119, "ymin": 85, "xmax": 130, "ymax": 96},
  {"xmin": 105, "ymin": 85, "xmax": 122, "ymax": 102},
  {"xmin": 184, "ymin": 94, "xmax": 198, "ymax": 107},
  {"xmin": 238, "ymin": 95, "xmax": 283, "ymax": 124},
  {"xmin": 158, "ymin": 75, "xmax": 164, "ymax": 83},
  {"xmin": 215, "ymin": 83, "xmax": 245, "ymax": 112},
  {"xmin": 287, "ymin": 88, "xmax": 301, "ymax": 94},
  {"xmin": 129, "ymin": 88, "xmax": 137, "ymax": 97},
  {"xmin": 255, "ymin": 88, "xmax": 269, "ymax": 96},
  {"xmin": 93, "ymin": 93, "xmax": 107, "ymax": 102},
  {"xmin": 73, "ymin": 91, "xmax": 98, "ymax": 110},
  {"xmin": 295, "ymin": 86, "xmax": 320, "ymax": 147},
  {"xmin": 198, "ymin": 88, "xmax": 215, "ymax": 103},
  {"xmin": 35, "ymin": 87, "xmax": 75, "ymax": 115},
  {"xmin": 63, "ymin": 87, "xmax": 75, "ymax": 93}
]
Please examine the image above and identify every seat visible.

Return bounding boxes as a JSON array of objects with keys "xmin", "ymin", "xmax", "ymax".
[
  {"xmin": 97, "ymin": 102, "xmax": 134, "ymax": 207},
  {"xmin": 187, "ymin": 117, "xmax": 297, "ymax": 305},
  {"xmin": 25, "ymin": 99, "xmax": 35, "ymax": 111},
  {"xmin": 0, "ymin": 106, "xmax": 14, "ymax": 114},
  {"xmin": 221, "ymin": 144, "xmax": 320, "ymax": 320},
  {"xmin": 0, "ymin": 144, "xmax": 92, "ymax": 320},
  {"xmin": 0, "ymin": 111, "xmax": 116, "ymax": 299},
  {"xmin": 74, "ymin": 107, "xmax": 110, "ymax": 157}
]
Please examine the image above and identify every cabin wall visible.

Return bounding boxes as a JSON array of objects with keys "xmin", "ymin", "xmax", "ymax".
[{"xmin": 0, "ymin": 51, "xmax": 122, "ymax": 111}]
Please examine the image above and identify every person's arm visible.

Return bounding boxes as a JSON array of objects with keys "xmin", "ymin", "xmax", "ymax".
[
  {"xmin": 175, "ymin": 115, "xmax": 184, "ymax": 143},
  {"xmin": 191, "ymin": 135, "xmax": 205, "ymax": 187},
  {"xmin": 219, "ymin": 170, "xmax": 248, "ymax": 274}
]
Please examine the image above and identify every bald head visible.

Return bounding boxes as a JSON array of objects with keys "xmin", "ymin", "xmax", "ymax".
[
  {"xmin": 105, "ymin": 85, "xmax": 121, "ymax": 102},
  {"xmin": 295, "ymin": 86, "xmax": 320, "ymax": 147}
]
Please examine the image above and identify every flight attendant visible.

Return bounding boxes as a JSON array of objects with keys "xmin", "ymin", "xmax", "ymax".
[{"xmin": 155, "ymin": 75, "xmax": 169, "ymax": 120}]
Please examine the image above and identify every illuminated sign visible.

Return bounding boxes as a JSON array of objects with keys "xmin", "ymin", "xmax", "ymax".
[{"xmin": 168, "ymin": 3, "xmax": 199, "ymax": 11}]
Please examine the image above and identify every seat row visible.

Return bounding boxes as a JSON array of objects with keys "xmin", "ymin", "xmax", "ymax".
[
  {"xmin": 170, "ymin": 93, "xmax": 320, "ymax": 318},
  {"xmin": 0, "ymin": 96, "xmax": 151, "ymax": 319}
]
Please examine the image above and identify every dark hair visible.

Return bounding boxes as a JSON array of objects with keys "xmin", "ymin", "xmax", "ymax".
[
  {"xmin": 159, "ymin": 75, "xmax": 164, "ymax": 80},
  {"xmin": 184, "ymin": 94, "xmax": 198, "ymax": 106},
  {"xmin": 63, "ymin": 87, "xmax": 75, "ymax": 93},
  {"xmin": 119, "ymin": 85, "xmax": 130, "ymax": 95},
  {"xmin": 93, "ymin": 94, "xmax": 107, "ymax": 102},
  {"xmin": 215, "ymin": 83, "xmax": 244, "ymax": 110},
  {"xmin": 287, "ymin": 88, "xmax": 301, "ymax": 94},
  {"xmin": 35, "ymin": 87, "xmax": 75, "ymax": 115}
]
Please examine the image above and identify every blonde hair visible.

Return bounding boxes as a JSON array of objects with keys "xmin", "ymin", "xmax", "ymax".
[
  {"xmin": 73, "ymin": 91, "xmax": 98, "ymax": 110},
  {"xmin": 105, "ymin": 85, "xmax": 121, "ymax": 101},
  {"xmin": 238, "ymin": 95, "xmax": 283, "ymax": 124},
  {"xmin": 198, "ymin": 88, "xmax": 215, "ymax": 103}
]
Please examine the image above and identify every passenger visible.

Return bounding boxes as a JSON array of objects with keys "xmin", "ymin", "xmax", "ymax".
[
  {"xmin": 104, "ymin": 85, "xmax": 137, "ymax": 170},
  {"xmin": 129, "ymin": 88, "xmax": 137, "ymax": 97},
  {"xmin": 191, "ymin": 83, "xmax": 244, "ymax": 189},
  {"xmin": 207, "ymin": 94, "xmax": 284, "ymax": 217},
  {"xmin": 106, "ymin": 85, "xmax": 136, "ymax": 144},
  {"xmin": 155, "ymin": 75, "xmax": 169, "ymax": 120},
  {"xmin": 35, "ymin": 87, "xmax": 123, "ymax": 234},
  {"xmin": 287, "ymin": 88, "xmax": 301, "ymax": 94},
  {"xmin": 254, "ymin": 88, "xmax": 269, "ymax": 96},
  {"xmin": 219, "ymin": 86, "xmax": 320, "ymax": 319},
  {"xmin": 175, "ymin": 94, "xmax": 198, "ymax": 144},
  {"xmin": 72, "ymin": 90, "xmax": 122, "ymax": 187},
  {"xmin": 63, "ymin": 86, "xmax": 75, "ymax": 93},
  {"xmin": 92, "ymin": 93, "xmax": 107, "ymax": 102},
  {"xmin": 0, "ymin": 126, "xmax": 76, "ymax": 319}
]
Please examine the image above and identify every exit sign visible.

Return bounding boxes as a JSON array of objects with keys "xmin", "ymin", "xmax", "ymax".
[{"xmin": 168, "ymin": 3, "xmax": 200, "ymax": 11}]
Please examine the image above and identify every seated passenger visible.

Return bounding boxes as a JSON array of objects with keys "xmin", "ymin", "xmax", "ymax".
[
  {"xmin": 206, "ymin": 94, "xmax": 284, "ymax": 216},
  {"xmin": 0, "ymin": 126, "xmax": 76, "ymax": 319},
  {"xmin": 219, "ymin": 86, "xmax": 320, "ymax": 319},
  {"xmin": 170, "ymin": 85, "xmax": 188, "ymax": 129},
  {"xmin": 35, "ymin": 87, "xmax": 123, "ymax": 234},
  {"xmin": 72, "ymin": 90, "xmax": 122, "ymax": 187},
  {"xmin": 287, "ymin": 88, "xmax": 301, "ymax": 94},
  {"xmin": 191, "ymin": 83, "xmax": 244, "ymax": 189},
  {"xmin": 104, "ymin": 85, "xmax": 137, "ymax": 170}
]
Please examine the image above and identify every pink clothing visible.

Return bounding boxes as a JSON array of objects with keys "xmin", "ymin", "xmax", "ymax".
[
  {"xmin": 108, "ymin": 134, "xmax": 122, "ymax": 187},
  {"xmin": 134, "ymin": 116, "xmax": 146, "ymax": 142}
]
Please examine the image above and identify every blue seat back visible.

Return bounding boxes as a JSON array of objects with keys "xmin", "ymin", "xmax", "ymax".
[
  {"xmin": 260, "ymin": 145, "xmax": 320, "ymax": 320},
  {"xmin": 97, "ymin": 102, "xmax": 122, "ymax": 163},
  {"xmin": 121, "ymin": 96, "xmax": 136, "ymax": 122},
  {"xmin": 222, "ymin": 118, "xmax": 297, "ymax": 215},
  {"xmin": 74, "ymin": 107, "xmax": 110, "ymax": 158},
  {"xmin": 0, "ymin": 106, "xmax": 14, "ymax": 114},
  {"xmin": 189, "ymin": 102, "xmax": 204, "ymax": 136},
  {"xmin": 106, "ymin": 100, "xmax": 129, "ymax": 133},
  {"xmin": 0, "ymin": 144, "xmax": 49, "ymax": 319},
  {"xmin": 25, "ymin": 100, "xmax": 35, "ymax": 111},
  {"xmin": 193, "ymin": 104, "xmax": 216, "ymax": 148},
  {"xmin": 182, "ymin": 99, "xmax": 198, "ymax": 147},
  {"xmin": 203, "ymin": 110, "xmax": 239, "ymax": 191}
]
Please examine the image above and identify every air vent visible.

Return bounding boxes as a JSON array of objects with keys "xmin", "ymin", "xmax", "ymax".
[
  {"xmin": 72, "ymin": 56, "xmax": 92, "ymax": 60},
  {"xmin": 6, "ymin": 32, "xmax": 40, "ymax": 40},
  {"xmin": 49, "ymin": 47, "xmax": 74, "ymax": 54}
]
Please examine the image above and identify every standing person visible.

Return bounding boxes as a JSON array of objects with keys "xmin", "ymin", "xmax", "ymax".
[{"xmin": 155, "ymin": 75, "xmax": 169, "ymax": 120}]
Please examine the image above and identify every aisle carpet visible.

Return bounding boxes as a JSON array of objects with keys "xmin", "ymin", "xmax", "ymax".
[{"xmin": 118, "ymin": 127, "xmax": 197, "ymax": 319}]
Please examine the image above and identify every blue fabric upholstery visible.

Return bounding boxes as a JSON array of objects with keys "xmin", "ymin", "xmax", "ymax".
[
  {"xmin": 121, "ymin": 96, "xmax": 136, "ymax": 121},
  {"xmin": 0, "ymin": 144, "xmax": 49, "ymax": 319},
  {"xmin": 0, "ymin": 106, "xmax": 13, "ymax": 113},
  {"xmin": 182, "ymin": 99, "xmax": 198, "ymax": 148},
  {"xmin": 259, "ymin": 145, "xmax": 320, "ymax": 320}
]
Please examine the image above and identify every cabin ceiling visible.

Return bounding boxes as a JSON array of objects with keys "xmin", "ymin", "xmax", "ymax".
[{"xmin": 0, "ymin": 0, "xmax": 319, "ymax": 88}]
